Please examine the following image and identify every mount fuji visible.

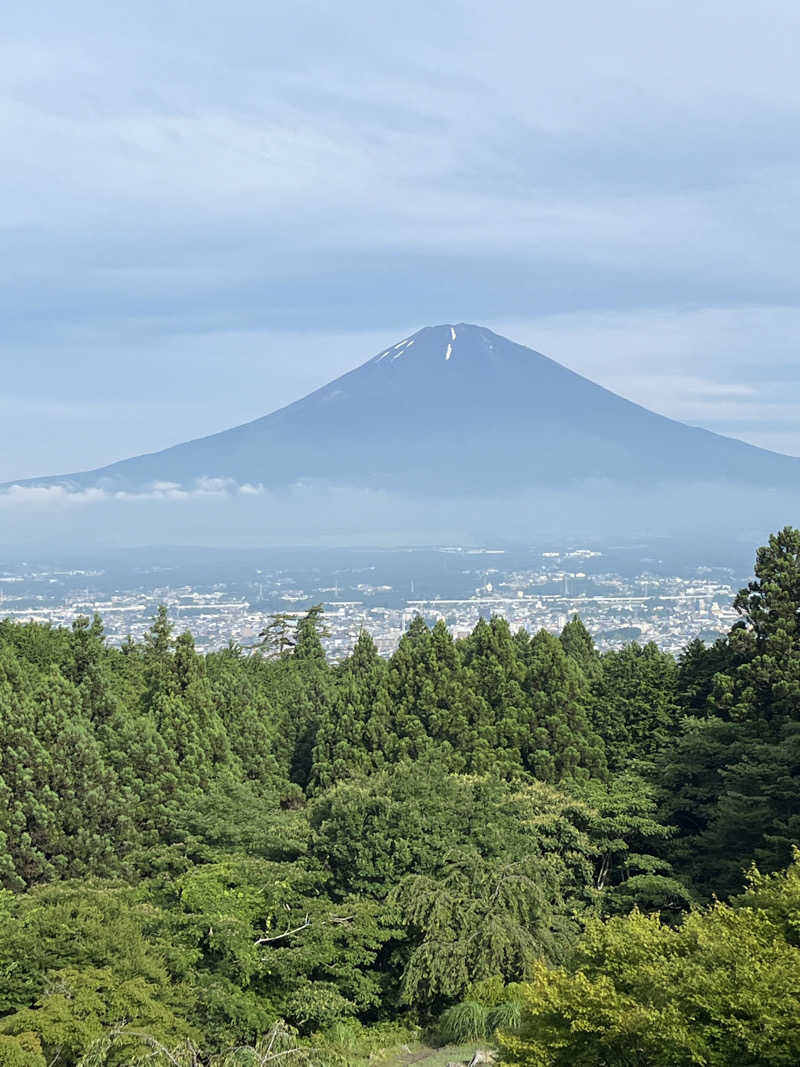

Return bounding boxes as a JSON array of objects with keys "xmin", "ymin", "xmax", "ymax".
[{"xmin": 10, "ymin": 324, "xmax": 800, "ymax": 496}]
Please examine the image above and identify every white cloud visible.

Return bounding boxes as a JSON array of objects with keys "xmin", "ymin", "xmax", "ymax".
[{"xmin": 0, "ymin": 478, "xmax": 265, "ymax": 509}]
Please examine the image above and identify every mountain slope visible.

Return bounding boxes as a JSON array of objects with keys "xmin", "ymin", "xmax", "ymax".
[{"xmin": 12, "ymin": 324, "xmax": 800, "ymax": 494}]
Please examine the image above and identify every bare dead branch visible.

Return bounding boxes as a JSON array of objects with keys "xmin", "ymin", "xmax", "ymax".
[
  {"xmin": 254, "ymin": 915, "xmax": 311, "ymax": 944},
  {"xmin": 253, "ymin": 912, "xmax": 354, "ymax": 946}
]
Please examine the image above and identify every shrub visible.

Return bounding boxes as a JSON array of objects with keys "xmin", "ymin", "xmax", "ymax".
[
  {"xmin": 487, "ymin": 1001, "xmax": 522, "ymax": 1035},
  {"xmin": 438, "ymin": 1001, "xmax": 489, "ymax": 1044}
]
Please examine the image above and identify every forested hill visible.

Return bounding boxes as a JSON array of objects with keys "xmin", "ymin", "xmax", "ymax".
[{"xmin": 2, "ymin": 530, "xmax": 800, "ymax": 1065}]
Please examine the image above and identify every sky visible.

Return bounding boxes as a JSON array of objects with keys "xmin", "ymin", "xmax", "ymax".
[{"xmin": 3, "ymin": 0, "xmax": 800, "ymax": 481}]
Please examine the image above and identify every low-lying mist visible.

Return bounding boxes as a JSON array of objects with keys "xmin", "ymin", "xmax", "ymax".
[{"xmin": 0, "ymin": 478, "xmax": 795, "ymax": 551}]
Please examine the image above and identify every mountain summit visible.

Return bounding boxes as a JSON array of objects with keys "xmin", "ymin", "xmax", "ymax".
[{"xmin": 13, "ymin": 324, "xmax": 800, "ymax": 494}]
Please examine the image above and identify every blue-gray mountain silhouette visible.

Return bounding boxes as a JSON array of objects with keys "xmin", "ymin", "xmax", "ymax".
[{"xmin": 14, "ymin": 324, "xmax": 800, "ymax": 493}]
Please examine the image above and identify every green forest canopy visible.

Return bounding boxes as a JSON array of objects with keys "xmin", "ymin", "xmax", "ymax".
[{"xmin": 2, "ymin": 528, "xmax": 800, "ymax": 1065}]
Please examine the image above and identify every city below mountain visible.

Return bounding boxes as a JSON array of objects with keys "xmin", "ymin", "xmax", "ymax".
[{"xmin": 11, "ymin": 324, "xmax": 800, "ymax": 495}]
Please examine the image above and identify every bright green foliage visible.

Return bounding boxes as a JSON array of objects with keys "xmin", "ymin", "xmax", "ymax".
[
  {"xmin": 0, "ymin": 1034, "xmax": 46, "ymax": 1067},
  {"xmin": 0, "ymin": 883, "xmax": 192, "ymax": 1024},
  {"xmin": 0, "ymin": 883, "xmax": 194, "ymax": 1067},
  {"xmin": 0, "ymin": 968, "xmax": 190, "ymax": 1067},
  {"xmin": 496, "ymin": 856, "xmax": 800, "ymax": 1067}
]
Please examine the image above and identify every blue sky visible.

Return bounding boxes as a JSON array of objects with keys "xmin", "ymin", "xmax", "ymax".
[{"xmin": 3, "ymin": 0, "xmax": 800, "ymax": 480}]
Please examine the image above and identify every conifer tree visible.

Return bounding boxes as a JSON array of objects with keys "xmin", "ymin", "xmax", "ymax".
[
  {"xmin": 591, "ymin": 642, "xmax": 679, "ymax": 769},
  {"xmin": 460, "ymin": 616, "xmax": 529, "ymax": 775},
  {"xmin": 284, "ymin": 606, "xmax": 333, "ymax": 788},
  {"xmin": 523, "ymin": 631, "xmax": 606, "ymax": 783},
  {"xmin": 0, "ymin": 645, "xmax": 124, "ymax": 887},
  {"xmin": 256, "ymin": 612, "xmax": 298, "ymax": 658},
  {"xmin": 559, "ymin": 615, "xmax": 600, "ymax": 681},
  {"xmin": 660, "ymin": 528, "xmax": 800, "ymax": 895},
  {"xmin": 143, "ymin": 605, "xmax": 176, "ymax": 702},
  {"xmin": 206, "ymin": 645, "xmax": 284, "ymax": 793},
  {"xmin": 386, "ymin": 616, "xmax": 436, "ymax": 762},
  {"xmin": 404, "ymin": 619, "xmax": 470, "ymax": 769},
  {"xmin": 311, "ymin": 631, "xmax": 395, "ymax": 790},
  {"xmin": 676, "ymin": 636, "xmax": 733, "ymax": 716},
  {"xmin": 720, "ymin": 525, "xmax": 800, "ymax": 727}
]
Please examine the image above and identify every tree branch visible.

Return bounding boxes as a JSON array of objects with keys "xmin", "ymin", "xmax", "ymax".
[
  {"xmin": 254, "ymin": 913, "xmax": 354, "ymax": 945},
  {"xmin": 254, "ymin": 915, "xmax": 311, "ymax": 944}
]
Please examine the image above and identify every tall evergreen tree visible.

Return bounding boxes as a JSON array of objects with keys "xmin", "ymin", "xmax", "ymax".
[
  {"xmin": 560, "ymin": 616, "xmax": 600, "ymax": 682},
  {"xmin": 719, "ymin": 526, "xmax": 800, "ymax": 727},
  {"xmin": 592, "ymin": 642, "xmax": 680, "ymax": 770},
  {"xmin": 676, "ymin": 635, "xmax": 733, "ymax": 716},
  {"xmin": 311, "ymin": 631, "xmax": 395, "ymax": 790},
  {"xmin": 285, "ymin": 606, "xmax": 333, "ymax": 788},
  {"xmin": 660, "ymin": 527, "xmax": 800, "ymax": 895},
  {"xmin": 523, "ymin": 630, "xmax": 606, "ymax": 783},
  {"xmin": 460, "ymin": 616, "xmax": 530, "ymax": 775}
]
